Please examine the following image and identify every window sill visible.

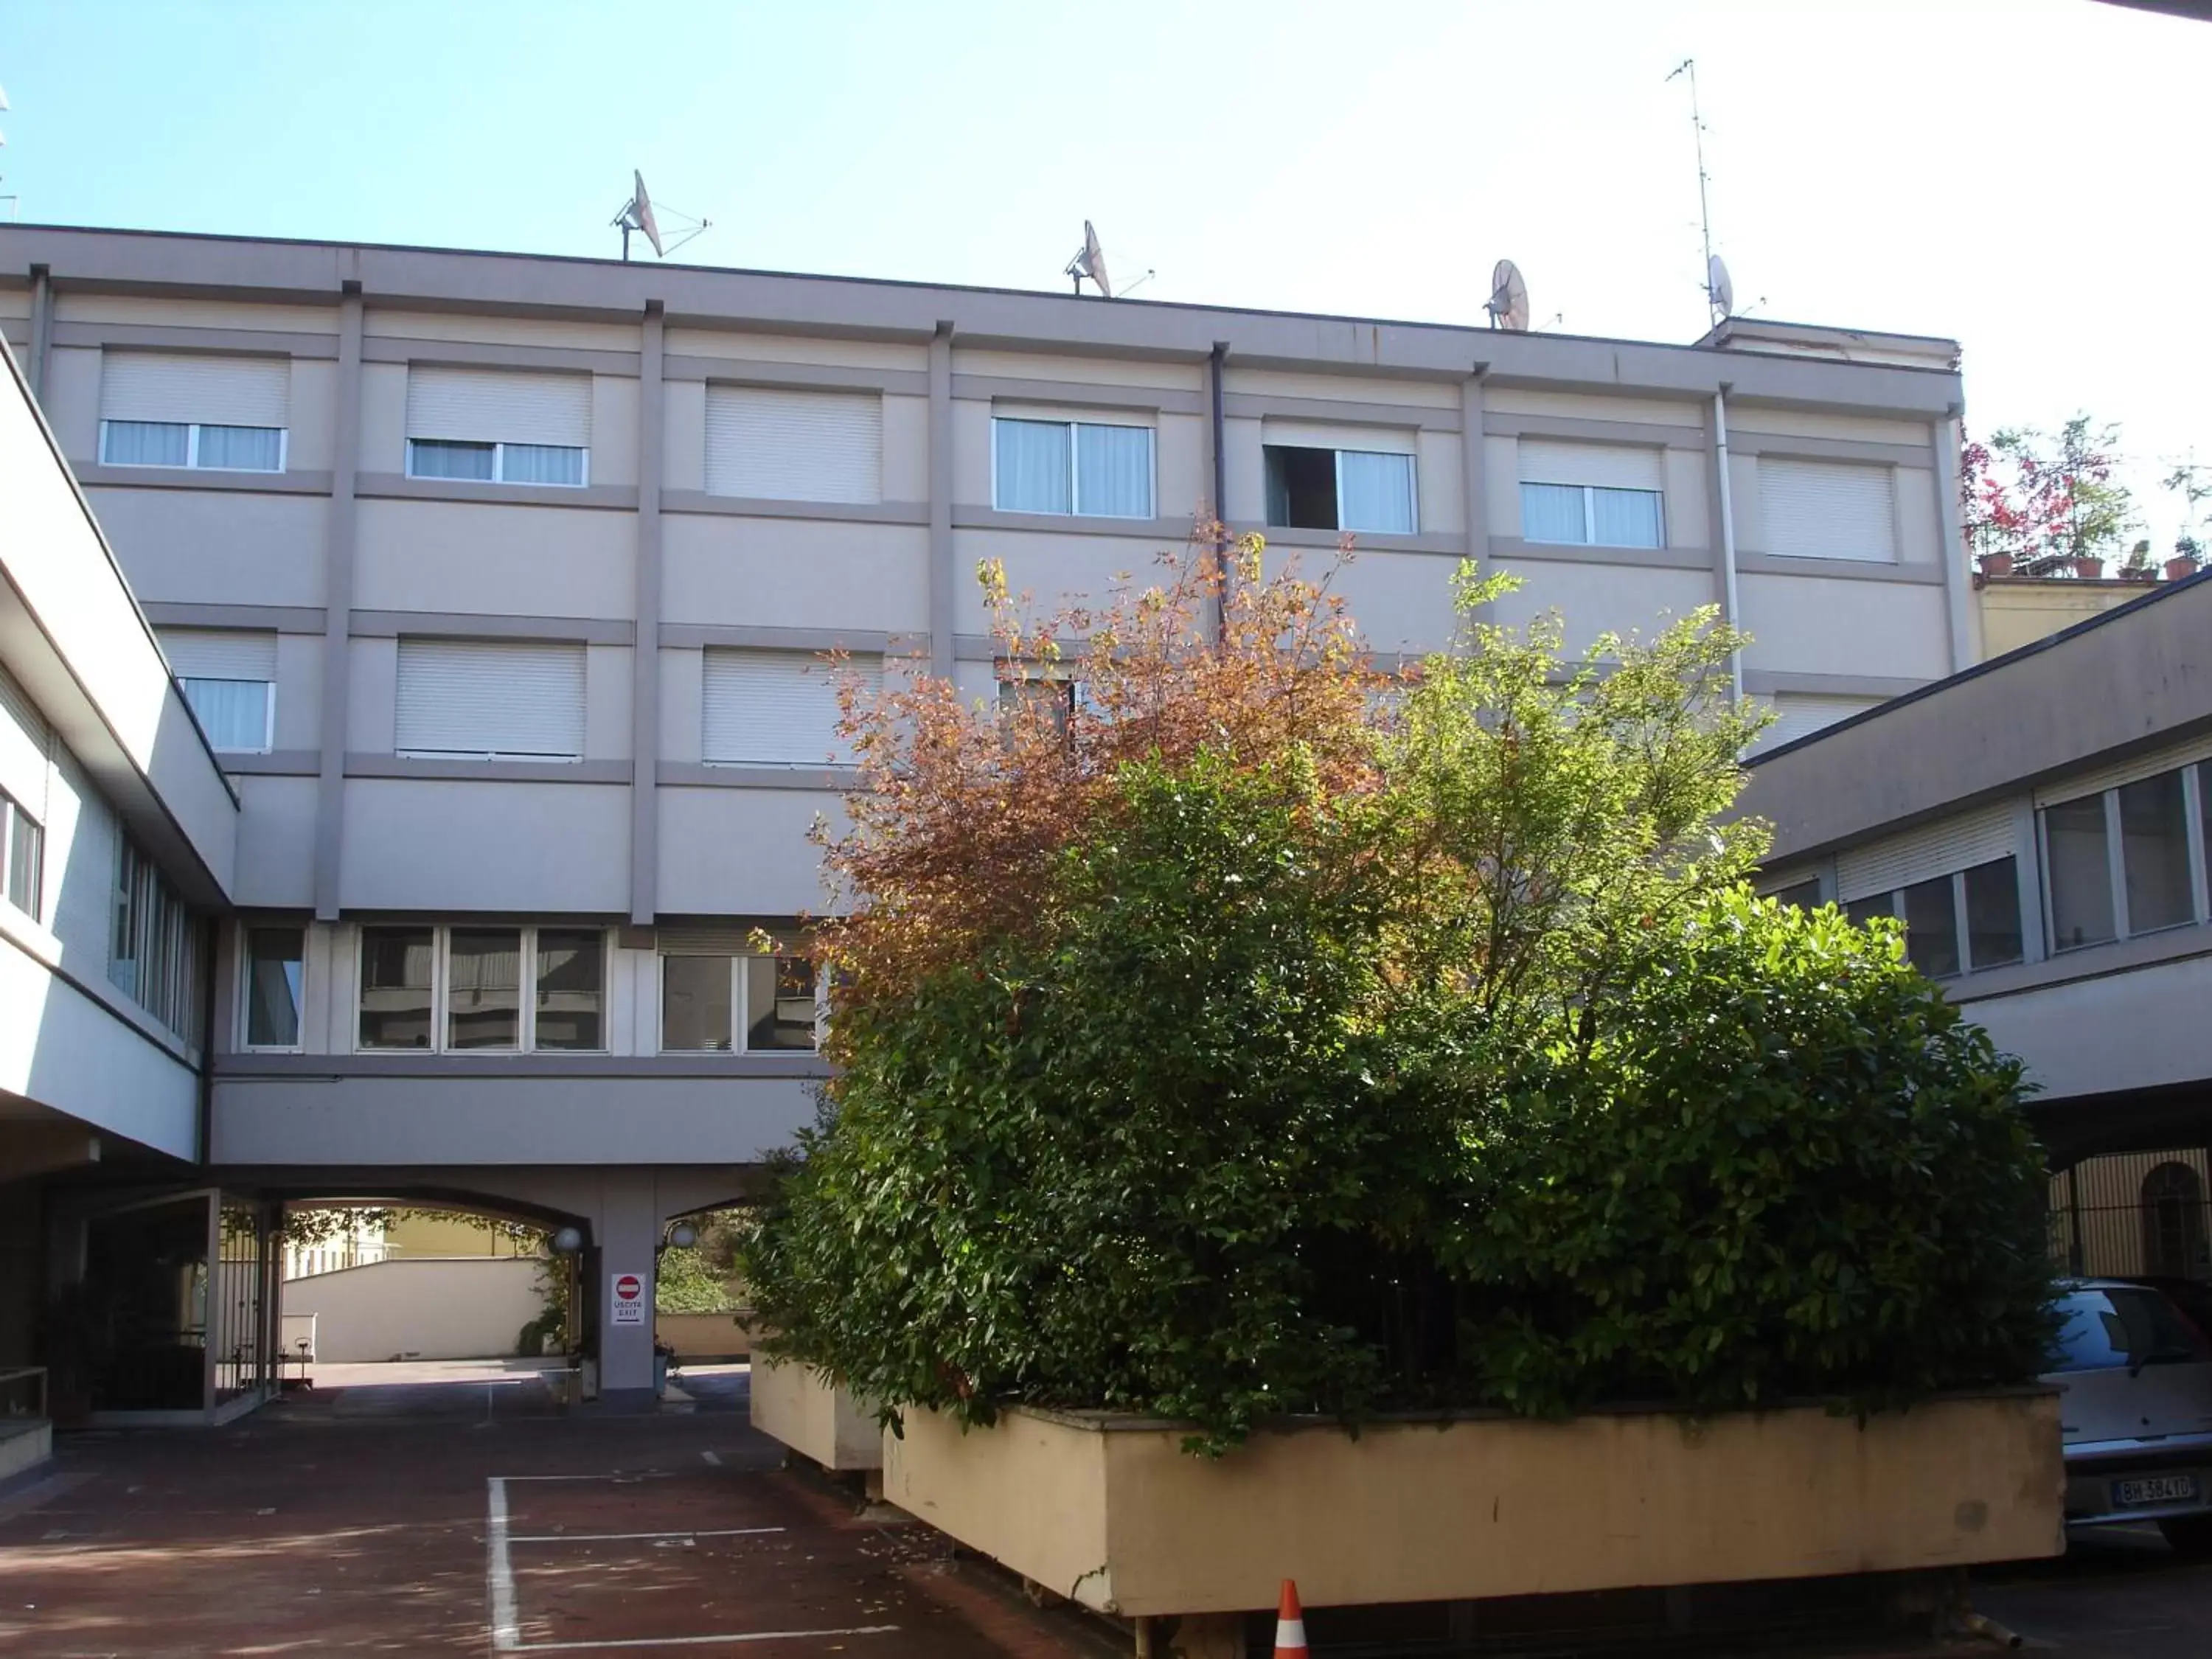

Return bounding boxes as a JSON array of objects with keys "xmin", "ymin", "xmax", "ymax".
[
  {"xmin": 357, "ymin": 473, "xmax": 639, "ymax": 511},
  {"xmin": 1238, "ymin": 522, "xmax": 1466, "ymax": 557},
  {"xmin": 349, "ymin": 754, "xmax": 627, "ymax": 785},
  {"xmin": 952, "ymin": 505, "xmax": 1195, "ymax": 540},
  {"xmin": 1951, "ymin": 921, "xmax": 2212, "ymax": 1004},
  {"xmin": 216, "ymin": 1050, "xmax": 830, "ymax": 1079},
  {"xmin": 1734, "ymin": 552, "xmax": 1944, "ymax": 585},
  {"xmin": 72, "ymin": 462, "xmax": 333, "ymax": 496},
  {"xmin": 658, "ymin": 761, "xmax": 858, "ymax": 790}
]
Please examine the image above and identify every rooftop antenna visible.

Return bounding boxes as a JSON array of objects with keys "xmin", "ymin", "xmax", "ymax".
[
  {"xmin": 1065, "ymin": 220, "xmax": 1113, "ymax": 298},
  {"xmin": 1484, "ymin": 258, "xmax": 1530, "ymax": 331},
  {"xmin": 1666, "ymin": 58, "xmax": 1729, "ymax": 328},
  {"xmin": 0, "ymin": 82, "xmax": 13, "ymax": 222},
  {"xmin": 612, "ymin": 170, "xmax": 709, "ymax": 262}
]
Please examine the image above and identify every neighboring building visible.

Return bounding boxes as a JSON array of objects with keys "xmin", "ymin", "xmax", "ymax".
[
  {"xmin": 1745, "ymin": 571, "xmax": 2212, "ymax": 1281},
  {"xmin": 1, "ymin": 223, "xmax": 1983, "ymax": 1413},
  {"xmin": 1977, "ymin": 567, "xmax": 2177, "ymax": 658}
]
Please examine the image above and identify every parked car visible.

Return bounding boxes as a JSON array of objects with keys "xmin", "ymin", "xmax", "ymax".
[
  {"xmin": 2043, "ymin": 1280, "xmax": 2212, "ymax": 1554},
  {"xmin": 2118, "ymin": 1275, "xmax": 2212, "ymax": 1341}
]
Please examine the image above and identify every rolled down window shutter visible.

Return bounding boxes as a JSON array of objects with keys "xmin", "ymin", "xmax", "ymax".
[
  {"xmin": 394, "ymin": 639, "xmax": 585, "ymax": 759},
  {"xmin": 157, "ymin": 629, "xmax": 278, "ymax": 682},
  {"xmin": 1837, "ymin": 803, "xmax": 2020, "ymax": 902},
  {"xmin": 1759, "ymin": 459, "xmax": 1896, "ymax": 561},
  {"xmin": 658, "ymin": 926, "xmax": 759, "ymax": 957},
  {"xmin": 706, "ymin": 386, "xmax": 883, "ymax": 502},
  {"xmin": 702, "ymin": 649, "xmax": 880, "ymax": 765},
  {"xmin": 101, "ymin": 352, "xmax": 289, "ymax": 428},
  {"xmin": 405, "ymin": 366, "xmax": 591, "ymax": 448},
  {"xmin": 1517, "ymin": 440, "xmax": 1663, "ymax": 491},
  {"xmin": 1261, "ymin": 419, "xmax": 1416, "ymax": 456},
  {"xmin": 1756, "ymin": 694, "xmax": 1882, "ymax": 752}
]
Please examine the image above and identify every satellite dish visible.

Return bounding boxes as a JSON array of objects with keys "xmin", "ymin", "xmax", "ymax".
[
  {"xmin": 611, "ymin": 171, "xmax": 709, "ymax": 262},
  {"xmin": 1065, "ymin": 220, "xmax": 1113, "ymax": 299},
  {"xmin": 1486, "ymin": 259, "xmax": 1530, "ymax": 332},
  {"xmin": 1707, "ymin": 254, "xmax": 1735, "ymax": 321},
  {"xmin": 632, "ymin": 171, "xmax": 664, "ymax": 258}
]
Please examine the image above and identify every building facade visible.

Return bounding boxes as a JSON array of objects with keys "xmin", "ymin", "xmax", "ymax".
[
  {"xmin": 2, "ymin": 224, "xmax": 1980, "ymax": 1408},
  {"xmin": 1745, "ymin": 572, "xmax": 2212, "ymax": 1282}
]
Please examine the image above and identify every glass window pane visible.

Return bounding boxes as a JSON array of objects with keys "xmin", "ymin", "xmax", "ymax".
[
  {"xmin": 245, "ymin": 925, "xmax": 305, "ymax": 1048},
  {"xmin": 180, "ymin": 678, "xmax": 271, "ymax": 752},
  {"xmin": 194, "ymin": 425, "xmax": 283, "ymax": 471},
  {"xmin": 1770, "ymin": 879, "xmax": 1821, "ymax": 911},
  {"xmin": 1901, "ymin": 874, "xmax": 1961, "ymax": 978},
  {"xmin": 993, "ymin": 420, "xmax": 1073, "ymax": 514},
  {"xmin": 1590, "ymin": 487, "xmax": 1664, "ymax": 549},
  {"xmin": 1337, "ymin": 451, "xmax": 1416, "ymax": 535},
  {"xmin": 447, "ymin": 928, "xmax": 521, "ymax": 1049},
  {"xmin": 1519, "ymin": 481, "xmax": 1587, "ymax": 544},
  {"xmin": 745, "ymin": 954, "xmax": 818, "ymax": 1051},
  {"xmin": 1844, "ymin": 894, "xmax": 1893, "ymax": 930},
  {"xmin": 661, "ymin": 956, "xmax": 733, "ymax": 1051},
  {"xmin": 102, "ymin": 420, "xmax": 189, "ymax": 466},
  {"xmin": 1074, "ymin": 423, "xmax": 1155, "ymax": 518},
  {"xmin": 1265, "ymin": 445, "xmax": 1338, "ymax": 529},
  {"xmin": 2119, "ymin": 770, "xmax": 2194, "ymax": 933},
  {"xmin": 407, "ymin": 438, "xmax": 497, "ymax": 481},
  {"xmin": 359, "ymin": 925, "xmax": 434, "ymax": 1048},
  {"xmin": 535, "ymin": 928, "xmax": 604, "ymax": 1051},
  {"xmin": 5, "ymin": 801, "xmax": 41, "ymax": 920},
  {"xmin": 1963, "ymin": 857, "xmax": 2023, "ymax": 970},
  {"xmin": 2045, "ymin": 796, "xmax": 2116, "ymax": 951},
  {"xmin": 500, "ymin": 443, "xmax": 586, "ymax": 486}
]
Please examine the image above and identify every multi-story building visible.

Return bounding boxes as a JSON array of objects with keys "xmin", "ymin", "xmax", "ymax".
[
  {"xmin": 0, "ymin": 224, "xmax": 1979, "ymax": 1414},
  {"xmin": 1745, "ymin": 572, "xmax": 2212, "ymax": 1283}
]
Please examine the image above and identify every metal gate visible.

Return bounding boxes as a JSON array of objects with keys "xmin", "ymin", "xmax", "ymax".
[{"xmin": 2050, "ymin": 1148, "xmax": 2212, "ymax": 1280}]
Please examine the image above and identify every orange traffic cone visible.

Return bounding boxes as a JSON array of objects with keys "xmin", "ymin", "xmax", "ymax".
[{"xmin": 1273, "ymin": 1578, "xmax": 1309, "ymax": 1658}]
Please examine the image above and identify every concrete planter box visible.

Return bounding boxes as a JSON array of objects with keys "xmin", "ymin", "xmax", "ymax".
[
  {"xmin": 656, "ymin": 1310, "xmax": 759, "ymax": 1359},
  {"xmin": 748, "ymin": 1359, "xmax": 881, "ymax": 1471},
  {"xmin": 882, "ymin": 1391, "xmax": 2063, "ymax": 1618}
]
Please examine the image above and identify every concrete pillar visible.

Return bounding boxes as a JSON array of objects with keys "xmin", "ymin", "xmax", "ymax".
[
  {"xmin": 313, "ymin": 284, "xmax": 364, "ymax": 920},
  {"xmin": 630, "ymin": 301, "xmax": 666, "ymax": 925},
  {"xmin": 928, "ymin": 321, "xmax": 954, "ymax": 680},
  {"xmin": 594, "ymin": 1174, "xmax": 661, "ymax": 1405}
]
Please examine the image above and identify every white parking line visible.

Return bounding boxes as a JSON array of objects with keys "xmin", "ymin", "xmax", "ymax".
[
  {"xmin": 507, "ymin": 1526, "xmax": 785, "ymax": 1544},
  {"xmin": 485, "ymin": 1476, "xmax": 894, "ymax": 1654}
]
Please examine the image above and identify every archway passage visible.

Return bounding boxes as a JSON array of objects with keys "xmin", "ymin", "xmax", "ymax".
[
  {"xmin": 2140, "ymin": 1161, "xmax": 2209, "ymax": 1281},
  {"xmin": 269, "ymin": 1193, "xmax": 587, "ymax": 1421}
]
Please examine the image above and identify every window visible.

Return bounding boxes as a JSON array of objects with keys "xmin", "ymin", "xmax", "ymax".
[
  {"xmin": 110, "ymin": 838, "xmax": 204, "ymax": 1038},
  {"xmin": 2119, "ymin": 771, "xmax": 2194, "ymax": 934},
  {"xmin": 159, "ymin": 630, "xmax": 276, "ymax": 754},
  {"xmin": 242, "ymin": 925, "xmax": 305, "ymax": 1049},
  {"xmin": 1842, "ymin": 857, "xmax": 2022, "ymax": 978},
  {"xmin": 992, "ymin": 417, "xmax": 1155, "ymax": 518},
  {"xmin": 1758, "ymin": 458, "xmax": 1896, "ymax": 563},
  {"xmin": 998, "ymin": 675, "xmax": 1079, "ymax": 735},
  {"xmin": 2046, "ymin": 1287, "xmax": 2208, "ymax": 1374},
  {"xmin": 403, "ymin": 366, "xmax": 589, "ymax": 487},
  {"xmin": 1, "ymin": 789, "xmax": 41, "ymax": 922},
  {"xmin": 394, "ymin": 639, "xmax": 585, "ymax": 761},
  {"xmin": 660, "ymin": 947, "xmax": 821, "ymax": 1053},
  {"xmin": 98, "ymin": 352, "xmax": 288, "ymax": 474},
  {"xmin": 2041, "ymin": 764, "xmax": 2209, "ymax": 953},
  {"xmin": 2140, "ymin": 1163, "xmax": 2208, "ymax": 1281},
  {"xmin": 707, "ymin": 386, "xmax": 882, "ymax": 503},
  {"xmin": 358, "ymin": 925, "xmax": 605, "ymax": 1054},
  {"xmin": 701, "ymin": 649, "xmax": 880, "ymax": 767},
  {"xmin": 1264, "ymin": 445, "xmax": 1416, "ymax": 535},
  {"xmin": 1767, "ymin": 879, "xmax": 1821, "ymax": 911},
  {"xmin": 1516, "ymin": 442, "xmax": 1665, "ymax": 549}
]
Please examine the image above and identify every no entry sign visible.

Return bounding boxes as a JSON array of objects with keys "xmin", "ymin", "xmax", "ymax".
[{"xmin": 611, "ymin": 1271, "xmax": 646, "ymax": 1326}]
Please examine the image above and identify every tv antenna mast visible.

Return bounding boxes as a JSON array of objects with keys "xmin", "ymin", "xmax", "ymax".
[
  {"xmin": 611, "ymin": 170, "xmax": 709, "ymax": 262},
  {"xmin": 1666, "ymin": 59, "xmax": 1731, "ymax": 327},
  {"xmin": 0, "ymin": 83, "xmax": 15, "ymax": 222}
]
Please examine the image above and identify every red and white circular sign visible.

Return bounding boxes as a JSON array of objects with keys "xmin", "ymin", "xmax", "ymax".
[{"xmin": 615, "ymin": 1274, "xmax": 642, "ymax": 1301}]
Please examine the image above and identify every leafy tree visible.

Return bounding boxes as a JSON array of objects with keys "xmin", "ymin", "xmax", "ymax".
[
  {"xmin": 1964, "ymin": 416, "xmax": 2137, "ymax": 574},
  {"xmin": 740, "ymin": 544, "xmax": 2054, "ymax": 1451}
]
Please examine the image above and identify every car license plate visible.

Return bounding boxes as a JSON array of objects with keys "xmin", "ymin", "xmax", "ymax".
[{"xmin": 2114, "ymin": 1474, "xmax": 2200, "ymax": 1506}]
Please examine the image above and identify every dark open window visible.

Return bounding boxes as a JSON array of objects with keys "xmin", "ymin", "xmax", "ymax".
[{"xmin": 1265, "ymin": 446, "xmax": 1338, "ymax": 530}]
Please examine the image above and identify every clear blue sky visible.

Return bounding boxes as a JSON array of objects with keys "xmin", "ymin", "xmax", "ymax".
[{"xmin": 4, "ymin": 1, "xmax": 2205, "ymax": 538}]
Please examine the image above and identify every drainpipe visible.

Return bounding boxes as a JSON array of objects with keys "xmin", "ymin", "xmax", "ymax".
[
  {"xmin": 27, "ymin": 265, "xmax": 52, "ymax": 398},
  {"xmin": 1208, "ymin": 341, "xmax": 1229, "ymax": 645},
  {"xmin": 1712, "ymin": 383, "xmax": 1745, "ymax": 705}
]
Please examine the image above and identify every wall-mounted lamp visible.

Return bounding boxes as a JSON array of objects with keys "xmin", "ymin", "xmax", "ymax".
[
  {"xmin": 663, "ymin": 1221, "xmax": 699, "ymax": 1251},
  {"xmin": 550, "ymin": 1225, "xmax": 585, "ymax": 1256}
]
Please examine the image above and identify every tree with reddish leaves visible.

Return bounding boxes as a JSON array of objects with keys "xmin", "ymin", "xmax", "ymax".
[{"xmin": 1964, "ymin": 416, "xmax": 2137, "ymax": 577}]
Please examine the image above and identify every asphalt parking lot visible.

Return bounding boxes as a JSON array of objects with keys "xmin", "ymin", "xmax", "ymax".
[{"xmin": 0, "ymin": 1366, "xmax": 2205, "ymax": 1657}]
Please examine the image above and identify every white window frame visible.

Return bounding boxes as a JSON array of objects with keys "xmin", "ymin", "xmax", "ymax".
[
  {"xmin": 0, "ymin": 789, "xmax": 43, "ymax": 925},
  {"xmin": 2038, "ymin": 762, "xmax": 2211, "ymax": 954},
  {"xmin": 353, "ymin": 924, "xmax": 611, "ymax": 1055},
  {"xmin": 403, "ymin": 437, "xmax": 591, "ymax": 488},
  {"xmin": 656, "ymin": 950, "xmax": 827, "ymax": 1055},
  {"xmin": 989, "ymin": 417, "xmax": 1156, "ymax": 521},
  {"xmin": 238, "ymin": 922, "xmax": 308, "ymax": 1054},
  {"xmin": 1851, "ymin": 858, "xmax": 2029, "ymax": 981},
  {"xmin": 98, "ymin": 419, "xmax": 288, "ymax": 475},
  {"xmin": 1517, "ymin": 480, "xmax": 1666, "ymax": 549},
  {"xmin": 178, "ymin": 677, "xmax": 276, "ymax": 756},
  {"xmin": 1262, "ymin": 443, "xmax": 1422, "ymax": 535}
]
